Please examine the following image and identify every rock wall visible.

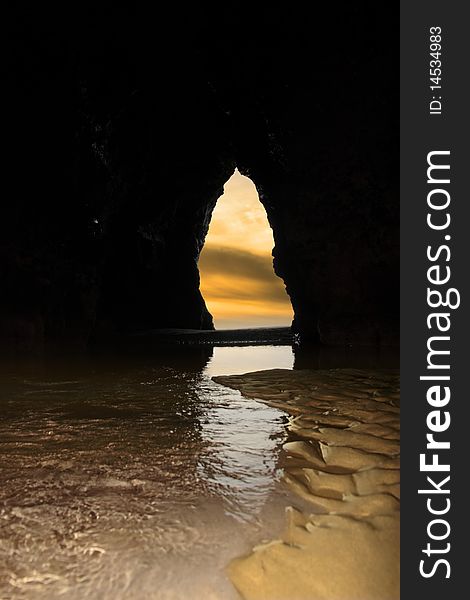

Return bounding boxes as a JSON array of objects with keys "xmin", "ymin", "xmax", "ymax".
[{"xmin": 2, "ymin": 5, "xmax": 398, "ymax": 350}]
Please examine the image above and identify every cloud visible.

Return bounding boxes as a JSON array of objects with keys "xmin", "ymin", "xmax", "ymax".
[
  {"xmin": 198, "ymin": 245, "xmax": 292, "ymax": 322},
  {"xmin": 203, "ymin": 170, "xmax": 275, "ymax": 254},
  {"xmin": 199, "ymin": 246, "xmax": 276, "ymax": 285},
  {"xmin": 198, "ymin": 170, "xmax": 293, "ymax": 328}
]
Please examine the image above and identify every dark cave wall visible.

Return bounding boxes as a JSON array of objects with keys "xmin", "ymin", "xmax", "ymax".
[{"xmin": 2, "ymin": 5, "xmax": 398, "ymax": 349}]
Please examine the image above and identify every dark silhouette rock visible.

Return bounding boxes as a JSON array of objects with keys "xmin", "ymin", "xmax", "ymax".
[{"xmin": 2, "ymin": 5, "xmax": 398, "ymax": 350}]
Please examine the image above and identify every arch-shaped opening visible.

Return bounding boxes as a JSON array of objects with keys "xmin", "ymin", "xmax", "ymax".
[{"xmin": 198, "ymin": 170, "xmax": 293, "ymax": 330}]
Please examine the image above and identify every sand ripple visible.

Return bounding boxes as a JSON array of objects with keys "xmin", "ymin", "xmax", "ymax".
[{"xmin": 214, "ymin": 368, "xmax": 400, "ymax": 600}]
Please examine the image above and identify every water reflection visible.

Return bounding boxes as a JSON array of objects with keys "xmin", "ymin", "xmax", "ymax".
[
  {"xmin": 0, "ymin": 345, "xmax": 294, "ymax": 599},
  {"xmin": 204, "ymin": 344, "xmax": 294, "ymax": 376}
]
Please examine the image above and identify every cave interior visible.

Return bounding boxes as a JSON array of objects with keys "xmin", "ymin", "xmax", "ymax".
[{"xmin": 2, "ymin": 5, "xmax": 399, "ymax": 351}]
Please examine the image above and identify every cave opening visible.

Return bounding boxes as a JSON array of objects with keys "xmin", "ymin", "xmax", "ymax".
[{"xmin": 198, "ymin": 170, "xmax": 293, "ymax": 330}]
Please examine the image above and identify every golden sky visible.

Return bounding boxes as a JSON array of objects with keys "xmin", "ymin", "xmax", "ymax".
[{"xmin": 198, "ymin": 170, "xmax": 293, "ymax": 329}]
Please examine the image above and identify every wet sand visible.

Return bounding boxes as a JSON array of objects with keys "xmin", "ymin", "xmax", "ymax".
[{"xmin": 214, "ymin": 368, "xmax": 400, "ymax": 600}]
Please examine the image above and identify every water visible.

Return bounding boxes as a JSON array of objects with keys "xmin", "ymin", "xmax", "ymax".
[{"xmin": 0, "ymin": 345, "xmax": 295, "ymax": 599}]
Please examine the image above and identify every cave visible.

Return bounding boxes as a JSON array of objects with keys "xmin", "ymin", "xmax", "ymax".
[
  {"xmin": 1, "ymin": 6, "xmax": 401, "ymax": 598},
  {"xmin": 1, "ymin": 5, "xmax": 399, "ymax": 351}
]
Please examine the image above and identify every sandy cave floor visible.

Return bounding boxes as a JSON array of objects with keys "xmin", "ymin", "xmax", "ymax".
[{"xmin": 214, "ymin": 368, "xmax": 400, "ymax": 600}]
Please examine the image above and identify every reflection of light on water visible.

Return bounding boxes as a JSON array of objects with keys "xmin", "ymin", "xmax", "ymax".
[
  {"xmin": 204, "ymin": 345, "xmax": 294, "ymax": 377},
  {"xmin": 197, "ymin": 380, "xmax": 287, "ymax": 523},
  {"xmin": 198, "ymin": 346, "xmax": 293, "ymax": 522},
  {"xmin": 0, "ymin": 345, "xmax": 294, "ymax": 599}
]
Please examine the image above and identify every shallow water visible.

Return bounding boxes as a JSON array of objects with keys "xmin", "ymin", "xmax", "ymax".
[{"xmin": 0, "ymin": 346, "xmax": 295, "ymax": 599}]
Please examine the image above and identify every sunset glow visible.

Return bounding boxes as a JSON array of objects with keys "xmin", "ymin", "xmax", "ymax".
[{"xmin": 198, "ymin": 170, "xmax": 293, "ymax": 329}]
